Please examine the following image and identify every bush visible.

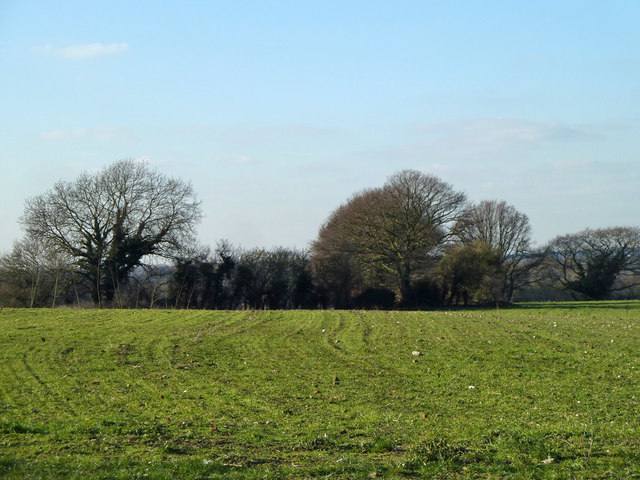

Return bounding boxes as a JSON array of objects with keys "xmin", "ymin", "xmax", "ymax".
[{"xmin": 353, "ymin": 287, "xmax": 397, "ymax": 309}]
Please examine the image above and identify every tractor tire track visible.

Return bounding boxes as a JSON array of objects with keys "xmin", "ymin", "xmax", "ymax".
[{"xmin": 22, "ymin": 352, "xmax": 50, "ymax": 394}]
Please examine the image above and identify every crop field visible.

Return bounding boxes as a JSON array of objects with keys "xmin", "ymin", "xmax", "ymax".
[{"xmin": 1, "ymin": 303, "xmax": 640, "ymax": 479}]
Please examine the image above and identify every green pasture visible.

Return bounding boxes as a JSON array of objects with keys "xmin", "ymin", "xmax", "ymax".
[{"xmin": 1, "ymin": 303, "xmax": 640, "ymax": 478}]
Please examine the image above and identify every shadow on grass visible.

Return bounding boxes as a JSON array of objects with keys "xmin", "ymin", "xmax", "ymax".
[
  {"xmin": 0, "ymin": 457, "xmax": 274, "ymax": 480},
  {"xmin": 0, "ymin": 421, "xmax": 48, "ymax": 435}
]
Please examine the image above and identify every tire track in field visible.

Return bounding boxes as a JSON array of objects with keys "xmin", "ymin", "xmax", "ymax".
[
  {"xmin": 0, "ymin": 357, "xmax": 25, "ymax": 408},
  {"xmin": 21, "ymin": 351, "xmax": 50, "ymax": 394},
  {"xmin": 325, "ymin": 310, "xmax": 346, "ymax": 352},
  {"xmin": 20, "ymin": 346, "xmax": 84, "ymax": 422},
  {"xmin": 319, "ymin": 310, "xmax": 376, "ymax": 370},
  {"xmin": 143, "ymin": 337, "xmax": 165, "ymax": 369},
  {"xmin": 2, "ymin": 356, "xmax": 22, "ymax": 385},
  {"xmin": 357, "ymin": 311, "xmax": 373, "ymax": 348},
  {"xmin": 320, "ymin": 311, "xmax": 382, "ymax": 377}
]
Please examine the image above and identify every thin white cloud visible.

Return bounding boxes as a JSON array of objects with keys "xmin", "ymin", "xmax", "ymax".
[
  {"xmin": 32, "ymin": 42, "xmax": 129, "ymax": 59},
  {"xmin": 357, "ymin": 118, "xmax": 604, "ymax": 165},
  {"xmin": 226, "ymin": 155, "xmax": 253, "ymax": 165},
  {"xmin": 41, "ymin": 127, "xmax": 130, "ymax": 141},
  {"xmin": 411, "ymin": 118, "xmax": 601, "ymax": 147},
  {"xmin": 226, "ymin": 124, "xmax": 349, "ymax": 144},
  {"xmin": 41, "ymin": 129, "xmax": 86, "ymax": 141},
  {"xmin": 174, "ymin": 123, "xmax": 350, "ymax": 146}
]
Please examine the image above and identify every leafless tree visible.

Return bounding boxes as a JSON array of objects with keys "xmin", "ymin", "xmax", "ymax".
[
  {"xmin": 311, "ymin": 195, "xmax": 373, "ymax": 307},
  {"xmin": 546, "ymin": 226, "xmax": 640, "ymax": 300},
  {"xmin": 20, "ymin": 159, "xmax": 201, "ymax": 307},
  {"xmin": 453, "ymin": 200, "xmax": 538, "ymax": 301},
  {"xmin": 0, "ymin": 235, "xmax": 75, "ymax": 307},
  {"xmin": 312, "ymin": 170, "xmax": 466, "ymax": 304}
]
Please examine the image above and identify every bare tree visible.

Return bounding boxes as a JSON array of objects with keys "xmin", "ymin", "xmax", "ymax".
[
  {"xmin": 311, "ymin": 198, "xmax": 371, "ymax": 308},
  {"xmin": 20, "ymin": 160, "xmax": 201, "ymax": 307},
  {"xmin": 312, "ymin": 170, "xmax": 466, "ymax": 304},
  {"xmin": 0, "ymin": 235, "xmax": 75, "ymax": 307},
  {"xmin": 229, "ymin": 247, "xmax": 315, "ymax": 309},
  {"xmin": 453, "ymin": 200, "xmax": 538, "ymax": 301},
  {"xmin": 546, "ymin": 227, "xmax": 640, "ymax": 300},
  {"xmin": 0, "ymin": 237, "xmax": 44, "ymax": 307}
]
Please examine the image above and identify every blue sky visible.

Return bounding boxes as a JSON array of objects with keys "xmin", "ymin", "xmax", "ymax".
[{"xmin": 1, "ymin": 1, "xmax": 638, "ymax": 252}]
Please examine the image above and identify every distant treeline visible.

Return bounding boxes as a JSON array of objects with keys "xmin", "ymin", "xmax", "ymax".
[{"xmin": 1, "ymin": 161, "xmax": 639, "ymax": 309}]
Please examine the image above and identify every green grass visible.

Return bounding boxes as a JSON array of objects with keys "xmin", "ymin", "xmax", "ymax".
[{"xmin": 1, "ymin": 303, "xmax": 640, "ymax": 478}]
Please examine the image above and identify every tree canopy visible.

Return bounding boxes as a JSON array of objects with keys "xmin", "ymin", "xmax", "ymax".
[
  {"xmin": 20, "ymin": 160, "xmax": 201, "ymax": 306},
  {"xmin": 3, "ymin": 160, "xmax": 640, "ymax": 309},
  {"xmin": 453, "ymin": 200, "xmax": 536, "ymax": 301},
  {"xmin": 312, "ymin": 170, "xmax": 466, "ymax": 304},
  {"xmin": 547, "ymin": 227, "xmax": 640, "ymax": 300}
]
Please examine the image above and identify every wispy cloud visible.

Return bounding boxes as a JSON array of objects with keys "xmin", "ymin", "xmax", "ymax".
[
  {"xmin": 32, "ymin": 42, "xmax": 129, "ymax": 59},
  {"xmin": 41, "ymin": 127, "xmax": 131, "ymax": 141},
  {"xmin": 174, "ymin": 123, "xmax": 350, "ymax": 146},
  {"xmin": 233, "ymin": 155, "xmax": 252, "ymax": 165},
  {"xmin": 410, "ymin": 118, "xmax": 601, "ymax": 150},
  {"xmin": 355, "ymin": 118, "xmax": 603, "ymax": 166}
]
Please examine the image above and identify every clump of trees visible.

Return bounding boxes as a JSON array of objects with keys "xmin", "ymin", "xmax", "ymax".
[
  {"xmin": 310, "ymin": 171, "xmax": 551, "ymax": 307},
  {"xmin": 446, "ymin": 200, "xmax": 544, "ymax": 304},
  {"xmin": 0, "ymin": 236, "xmax": 76, "ymax": 307},
  {"xmin": 312, "ymin": 170, "xmax": 466, "ymax": 307},
  {"xmin": 4, "ymin": 160, "xmax": 202, "ymax": 307},
  {"xmin": 1, "ymin": 161, "xmax": 639, "ymax": 309},
  {"xmin": 545, "ymin": 227, "xmax": 640, "ymax": 300},
  {"xmin": 170, "ymin": 242, "xmax": 318, "ymax": 310}
]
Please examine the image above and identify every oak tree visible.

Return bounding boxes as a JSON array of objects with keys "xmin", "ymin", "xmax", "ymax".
[
  {"xmin": 312, "ymin": 170, "xmax": 466, "ymax": 304},
  {"xmin": 21, "ymin": 160, "xmax": 201, "ymax": 306}
]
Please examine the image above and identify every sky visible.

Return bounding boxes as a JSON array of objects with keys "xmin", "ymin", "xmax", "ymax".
[{"xmin": 1, "ymin": 1, "xmax": 638, "ymax": 253}]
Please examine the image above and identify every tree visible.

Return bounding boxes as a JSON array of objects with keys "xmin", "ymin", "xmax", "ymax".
[
  {"xmin": 312, "ymin": 170, "xmax": 466, "ymax": 304},
  {"xmin": 171, "ymin": 245, "xmax": 218, "ymax": 309},
  {"xmin": 20, "ymin": 160, "xmax": 202, "ymax": 306},
  {"xmin": 453, "ymin": 200, "xmax": 538, "ymax": 301},
  {"xmin": 0, "ymin": 235, "xmax": 76, "ymax": 308},
  {"xmin": 546, "ymin": 227, "xmax": 640, "ymax": 300},
  {"xmin": 129, "ymin": 263, "xmax": 174, "ymax": 309},
  {"xmin": 438, "ymin": 240, "xmax": 502, "ymax": 305},
  {"xmin": 229, "ymin": 247, "xmax": 316, "ymax": 309},
  {"xmin": 311, "ymin": 201, "xmax": 367, "ymax": 308}
]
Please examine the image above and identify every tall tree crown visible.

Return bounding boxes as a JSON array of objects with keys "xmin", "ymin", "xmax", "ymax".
[{"xmin": 20, "ymin": 159, "xmax": 201, "ymax": 306}]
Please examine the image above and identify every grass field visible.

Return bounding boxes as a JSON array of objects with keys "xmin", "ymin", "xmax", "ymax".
[{"xmin": 1, "ymin": 303, "xmax": 640, "ymax": 479}]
